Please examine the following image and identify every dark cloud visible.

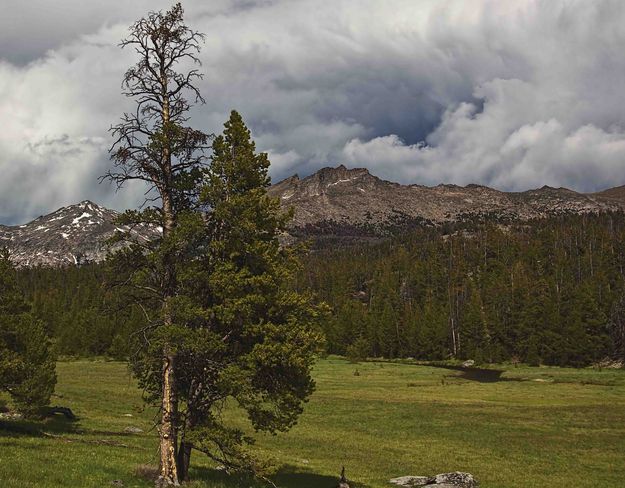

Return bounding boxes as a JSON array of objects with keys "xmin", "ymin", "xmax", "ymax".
[{"xmin": 2, "ymin": 0, "xmax": 625, "ymax": 224}]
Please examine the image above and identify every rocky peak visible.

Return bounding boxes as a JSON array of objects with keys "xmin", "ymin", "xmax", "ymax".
[
  {"xmin": 308, "ymin": 165, "xmax": 373, "ymax": 191},
  {"xmin": 0, "ymin": 201, "xmax": 160, "ymax": 267},
  {"xmin": 268, "ymin": 165, "xmax": 625, "ymax": 240},
  {"xmin": 269, "ymin": 164, "xmax": 377, "ymax": 202}
]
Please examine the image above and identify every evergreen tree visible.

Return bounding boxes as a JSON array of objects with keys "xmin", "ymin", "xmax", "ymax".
[
  {"xmin": 0, "ymin": 249, "xmax": 56, "ymax": 416},
  {"xmin": 610, "ymin": 293, "xmax": 625, "ymax": 362},
  {"xmin": 300, "ymin": 213, "xmax": 625, "ymax": 367},
  {"xmin": 130, "ymin": 112, "xmax": 325, "ymax": 482}
]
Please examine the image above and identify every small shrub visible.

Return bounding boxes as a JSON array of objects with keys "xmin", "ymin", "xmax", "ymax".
[{"xmin": 346, "ymin": 336, "xmax": 369, "ymax": 363}]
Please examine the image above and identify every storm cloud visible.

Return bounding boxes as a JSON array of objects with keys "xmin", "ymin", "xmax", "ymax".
[{"xmin": 1, "ymin": 0, "xmax": 625, "ymax": 224}]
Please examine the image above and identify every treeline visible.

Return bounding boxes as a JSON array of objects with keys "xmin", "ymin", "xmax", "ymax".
[
  {"xmin": 16, "ymin": 264, "xmax": 144, "ymax": 358},
  {"xmin": 13, "ymin": 212, "xmax": 625, "ymax": 366},
  {"xmin": 297, "ymin": 213, "xmax": 625, "ymax": 367}
]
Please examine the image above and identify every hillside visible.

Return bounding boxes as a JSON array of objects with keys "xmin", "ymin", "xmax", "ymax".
[
  {"xmin": 268, "ymin": 165, "xmax": 625, "ymax": 238},
  {"xmin": 594, "ymin": 185, "xmax": 625, "ymax": 204},
  {"xmin": 0, "ymin": 201, "xmax": 159, "ymax": 267}
]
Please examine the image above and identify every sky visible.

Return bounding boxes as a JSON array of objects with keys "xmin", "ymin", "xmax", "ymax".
[{"xmin": 2, "ymin": 0, "xmax": 625, "ymax": 224}]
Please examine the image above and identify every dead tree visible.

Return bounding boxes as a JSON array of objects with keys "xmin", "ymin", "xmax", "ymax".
[{"xmin": 103, "ymin": 4, "xmax": 209, "ymax": 486}]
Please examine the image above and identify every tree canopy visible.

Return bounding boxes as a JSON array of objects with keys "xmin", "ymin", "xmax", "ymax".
[
  {"xmin": 0, "ymin": 249, "xmax": 56, "ymax": 416},
  {"xmin": 126, "ymin": 110, "xmax": 325, "ymax": 481}
]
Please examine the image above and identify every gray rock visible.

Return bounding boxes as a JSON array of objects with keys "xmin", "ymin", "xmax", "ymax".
[
  {"xmin": 389, "ymin": 475, "xmax": 432, "ymax": 486},
  {"xmin": 461, "ymin": 360, "xmax": 475, "ymax": 368},
  {"xmin": 123, "ymin": 426, "xmax": 144, "ymax": 434},
  {"xmin": 389, "ymin": 472, "xmax": 477, "ymax": 487},
  {"xmin": 432, "ymin": 472, "xmax": 478, "ymax": 487},
  {"xmin": 0, "ymin": 411, "xmax": 24, "ymax": 421}
]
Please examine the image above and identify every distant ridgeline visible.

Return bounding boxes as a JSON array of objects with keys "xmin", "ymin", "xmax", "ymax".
[{"xmin": 15, "ymin": 212, "xmax": 625, "ymax": 366}]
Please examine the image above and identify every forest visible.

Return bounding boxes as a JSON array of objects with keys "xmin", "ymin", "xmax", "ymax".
[
  {"xmin": 299, "ymin": 213, "xmax": 625, "ymax": 366},
  {"xmin": 14, "ymin": 212, "xmax": 625, "ymax": 368}
]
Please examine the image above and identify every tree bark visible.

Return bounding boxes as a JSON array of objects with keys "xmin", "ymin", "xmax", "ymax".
[
  {"xmin": 157, "ymin": 351, "xmax": 179, "ymax": 487},
  {"xmin": 156, "ymin": 54, "xmax": 181, "ymax": 485},
  {"xmin": 176, "ymin": 437, "xmax": 192, "ymax": 482},
  {"xmin": 158, "ymin": 192, "xmax": 179, "ymax": 486}
]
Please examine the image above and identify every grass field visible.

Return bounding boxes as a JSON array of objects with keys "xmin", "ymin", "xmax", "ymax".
[{"xmin": 1, "ymin": 357, "xmax": 624, "ymax": 487}]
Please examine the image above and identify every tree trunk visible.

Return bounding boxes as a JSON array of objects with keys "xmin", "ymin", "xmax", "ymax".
[
  {"xmin": 157, "ymin": 56, "xmax": 180, "ymax": 486},
  {"xmin": 157, "ymin": 351, "xmax": 179, "ymax": 487},
  {"xmin": 177, "ymin": 438, "xmax": 192, "ymax": 482},
  {"xmin": 158, "ymin": 188, "xmax": 179, "ymax": 485}
]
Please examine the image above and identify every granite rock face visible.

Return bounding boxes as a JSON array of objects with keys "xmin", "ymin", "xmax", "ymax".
[{"xmin": 268, "ymin": 165, "xmax": 625, "ymax": 240}]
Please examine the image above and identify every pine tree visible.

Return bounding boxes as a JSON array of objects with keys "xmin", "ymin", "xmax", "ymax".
[
  {"xmin": 130, "ymin": 111, "xmax": 325, "ymax": 482},
  {"xmin": 0, "ymin": 249, "xmax": 56, "ymax": 416},
  {"xmin": 104, "ymin": 4, "xmax": 209, "ymax": 485}
]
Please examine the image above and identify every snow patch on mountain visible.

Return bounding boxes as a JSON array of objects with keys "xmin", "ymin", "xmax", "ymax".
[{"xmin": 0, "ymin": 200, "xmax": 160, "ymax": 267}]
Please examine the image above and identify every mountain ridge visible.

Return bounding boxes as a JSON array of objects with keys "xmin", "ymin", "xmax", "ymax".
[
  {"xmin": 268, "ymin": 165, "xmax": 625, "ymax": 239},
  {"xmin": 0, "ymin": 200, "xmax": 160, "ymax": 267},
  {"xmin": 2, "ymin": 166, "xmax": 625, "ymax": 266}
]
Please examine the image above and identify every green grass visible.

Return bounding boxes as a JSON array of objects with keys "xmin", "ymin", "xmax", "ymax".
[{"xmin": 1, "ymin": 358, "xmax": 624, "ymax": 487}]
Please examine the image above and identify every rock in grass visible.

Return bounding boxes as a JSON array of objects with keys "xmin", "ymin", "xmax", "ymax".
[
  {"xmin": 389, "ymin": 472, "xmax": 478, "ymax": 487},
  {"xmin": 123, "ymin": 426, "xmax": 143, "ymax": 434},
  {"xmin": 389, "ymin": 475, "xmax": 431, "ymax": 486},
  {"xmin": 432, "ymin": 472, "xmax": 478, "ymax": 487},
  {"xmin": 461, "ymin": 360, "xmax": 475, "ymax": 368}
]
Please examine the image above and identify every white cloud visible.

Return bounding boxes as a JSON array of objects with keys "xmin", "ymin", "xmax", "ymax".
[
  {"xmin": 2, "ymin": 0, "xmax": 625, "ymax": 223},
  {"xmin": 342, "ymin": 74, "xmax": 625, "ymax": 192}
]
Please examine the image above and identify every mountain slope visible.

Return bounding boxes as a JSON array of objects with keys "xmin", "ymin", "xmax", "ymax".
[
  {"xmin": 594, "ymin": 185, "xmax": 625, "ymax": 205},
  {"xmin": 2, "ymin": 166, "xmax": 624, "ymax": 267},
  {"xmin": 268, "ymin": 165, "xmax": 625, "ymax": 237},
  {"xmin": 0, "ymin": 201, "xmax": 159, "ymax": 267}
]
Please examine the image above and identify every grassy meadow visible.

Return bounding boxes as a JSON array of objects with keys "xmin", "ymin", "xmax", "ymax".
[{"xmin": 1, "ymin": 357, "xmax": 624, "ymax": 487}]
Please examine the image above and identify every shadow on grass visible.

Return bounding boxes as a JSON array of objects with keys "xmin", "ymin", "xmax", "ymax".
[
  {"xmin": 373, "ymin": 358, "xmax": 522, "ymax": 383},
  {"xmin": 455, "ymin": 368, "xmax": 506, "ymax": 383},
  {"xmin": 0, "ymin": 414, "xmax": 78, "ymax": 438},
  {"xmin": 192, "ymin": 465, "xmax": 371, "ymax": 488},
  {"xmin": 427, "ymin": 363, "xmax": 518, "ymax": 383}
]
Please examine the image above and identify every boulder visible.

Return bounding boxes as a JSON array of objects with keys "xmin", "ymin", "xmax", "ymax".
[
  {"xmin": 389, "ymin": 472, "xmax": 477, "ymax": 487},
  {"xmin": 432, "ymin": 472, "xmax": 478, "ymax": 487},
  {"xmin": 389, "ymin": 475, "xmax": 431, "ymax": 486},
  {"xmin": 123, "ymin": 426, "xmax": 144, "ymax": 434},
  {"xmin": 461, "ymin": 360, "xmax": 475, "ymax": 368}
]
